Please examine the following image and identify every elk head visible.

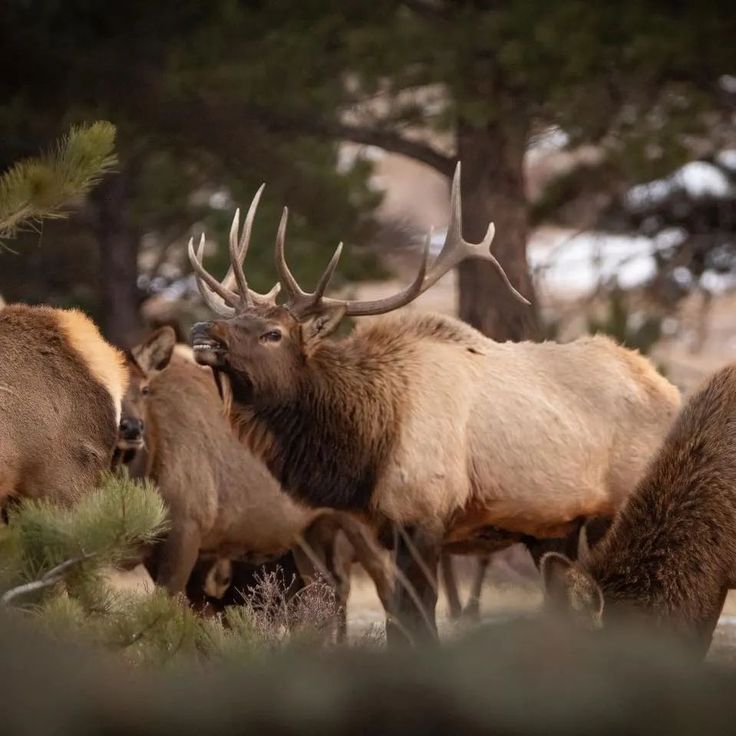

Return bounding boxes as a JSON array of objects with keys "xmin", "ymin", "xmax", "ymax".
[
  {"xmin": 114, "ymin": 327, "xmax": 176, "ymax": 465},
  {"xmin": 189, "ymin": 163, "xmax": 530, "ymax": 406},
  {"xmin": 540, "ymin": 552, "xmax": 604, "ymax": 630}
]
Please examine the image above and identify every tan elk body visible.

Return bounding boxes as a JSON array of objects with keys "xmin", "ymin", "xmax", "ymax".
[
  {"xmin": 119, "ymin": 329, "xmax": 392, "ymax": 622},
  {"xmin": 187, "ymin": 165, "xmax": 680, "ymax": 639},
  {"xmin": 0, "ymin": 304, "xmax": 127, "ymax": 504},
  {"xmin": 345, "ymin": 314, "xmax": 677, "ymax": 540}
]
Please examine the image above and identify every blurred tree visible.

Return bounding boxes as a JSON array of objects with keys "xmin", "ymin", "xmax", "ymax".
[
  {"xmin": 172, "ymin": 1, "xmax": 733, "ymax": 341},
  {"xmin": 2, "ymin": 2, "xmax": 733, "ymax": 346},
  {"xmin": 0, "ymin": 2, "xmax": 382, "ymax": 346}
]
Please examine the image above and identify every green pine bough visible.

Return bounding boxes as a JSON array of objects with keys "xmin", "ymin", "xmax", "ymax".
[
  {"xmin": 0, "ymin": 473, "xmax": 168, "ymax": 607},
  {"xmin": 0, "ymin": 121, "xmax": 117, "ymax": 242}
]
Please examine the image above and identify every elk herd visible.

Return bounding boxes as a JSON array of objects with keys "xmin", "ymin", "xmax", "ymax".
[{"xmin": 2, "ymin": 162, "xmax": 736, "ymax": 657}]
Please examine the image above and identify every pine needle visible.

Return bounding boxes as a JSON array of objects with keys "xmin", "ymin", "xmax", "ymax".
[{"xmin": 0, "ymin": 121, "xmax": 117, "ymax": 243}]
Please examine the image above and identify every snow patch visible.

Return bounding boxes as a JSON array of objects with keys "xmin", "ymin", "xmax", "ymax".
[
  {"xmin": 716, "ymin": 149, "xmax": 736, "ymax": 172},
  {"xmin": 529, "ymin": 231, "xmax": 658, "ymax": 296},
  {"xmin": 719, "ymin": 74, "xmax": 736, "ymax": 94},
  {"xmin": 626, "ymin": 161, "xmax": 732, "ymax": 210}
]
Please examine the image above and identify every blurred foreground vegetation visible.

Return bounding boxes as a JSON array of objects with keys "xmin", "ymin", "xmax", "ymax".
[
  {"xmin": 0, "ymin": 474, "xmax": 345, "ymax": 667},
  {"xmin": 2, "ymin": 611, "xmax": 736, "ymax": 735}
]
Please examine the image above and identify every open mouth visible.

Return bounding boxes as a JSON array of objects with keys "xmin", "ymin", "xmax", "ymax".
[
  {"xmin": 192, "ymin": 337, "xmax": 227, "ymax": 367},
  {"xmin": 116, "ymin": 437, "xmax": 144, "ymax": 451}
]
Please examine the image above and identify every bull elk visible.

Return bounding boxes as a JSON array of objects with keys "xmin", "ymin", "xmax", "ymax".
[
  {"xmin": 542, "ymin": 363, "xmax": 736, "ymax": 659},
  {"xmin": 115, "ymin": 328, "xmax": 392, "ymax": 638},
  {"xmin": 188, "ymin": 164, "xmax": 681, "ymax": 643},
  {"xmin": 1, "ymin": 304, "xmax": 127, "ymax": 506}
]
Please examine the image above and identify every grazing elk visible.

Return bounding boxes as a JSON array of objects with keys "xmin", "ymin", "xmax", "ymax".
[
  {"xmin": 1, "ymin": 304, "xmax": 127, "ymax": 506},
  {"xmin": 542, "ymin": 364, "xmax": 736, "ymax": 658},
  {"xmin": 187, "ymin": 165, "xmax": 680, "ymax": 643},
  {"xmin": 116, "ymin": 328, "xmax": 392, "ymax": 636}
]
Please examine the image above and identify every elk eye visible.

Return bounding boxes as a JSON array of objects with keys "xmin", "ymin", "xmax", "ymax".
[
  {"xmin": 141, "ymin": 386, "xmax": 151, "ymax": 396},
  {"xmin": 261, "ymin": 330, "xmax": 282, "ymax": 343}
]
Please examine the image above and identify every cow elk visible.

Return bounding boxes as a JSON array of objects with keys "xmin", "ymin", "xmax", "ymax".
[
  {"xmin": 542, "ymin": 364, "xmax": 736, "ymax": 658},
  {"xmin": 188, "ymin": 164, "xmax": 681, "ymax": 643},
  {"xmin": 115, "ymin": 328, "xmax": 392, "ymax": 638},
  {"xmin": 1, "ymin": 304, "xmax": 127, "ymax": 506}
]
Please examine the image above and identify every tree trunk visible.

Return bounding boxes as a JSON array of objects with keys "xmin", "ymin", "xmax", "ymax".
[
  {"xmin": 92, "ymin": 172, "xmax": 143, "ymax": 348},
  {"xmin": 456, "ymin": 118, "xmax": 539, "ymax": 342}
]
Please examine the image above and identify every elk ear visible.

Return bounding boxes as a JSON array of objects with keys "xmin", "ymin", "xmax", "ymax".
[
  {"xmin": 541, "ymin": 552, "xmax": 604, "ymax": 620},
  {"xmin": 301, "ymin": 303, "xmax": 347, "ymax": 341},
  {"xmin": 577, "ymin": 524, "xmax": 593, "ymax": 568},
  {"xmin": 132, "ymin": 326, "xmax": 176, "ymax": 377},
  {"xmin": 540, "ymin": 552, "xmax": 574, "ymax": 607}
]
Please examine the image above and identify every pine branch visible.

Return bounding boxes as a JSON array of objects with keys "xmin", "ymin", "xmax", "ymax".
[
  {"xmin": 0, "ymin": 121, "xmax": 118, "ymax": 243},
  {"xmin": 0, "ymin": 553, "xmax": 96, "ymax": 606},
  {"xmin": 1, "ymin": 474, "xmax": 168, "ymax": 603}
]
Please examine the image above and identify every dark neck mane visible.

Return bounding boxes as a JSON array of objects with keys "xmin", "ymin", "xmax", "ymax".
[{"xmin": 229, "ymin": 331, "xmax": 410, "ymax": 511}]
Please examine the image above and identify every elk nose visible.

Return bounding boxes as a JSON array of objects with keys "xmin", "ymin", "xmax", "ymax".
[
  {"xmin": 120, "ymin": 418, "xmax": 144, "ymax": 440},
  {"xmin": 191, "ymin": 321, "xmax": 214, "ymax": 341}
]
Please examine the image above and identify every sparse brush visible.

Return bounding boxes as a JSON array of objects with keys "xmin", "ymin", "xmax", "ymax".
[
  {"xmin": 0, "ymin": 121, "xmax": 117, "ymax": 242},
  {"xmin": 224, "ymin": 570, "xmax": 340, "ymax": 650}
]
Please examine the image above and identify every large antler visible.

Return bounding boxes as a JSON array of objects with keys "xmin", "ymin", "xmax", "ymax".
[
  {"xmin": 188, "ymin": 185, "xmax": 280, "ymax": 317},
  {"xmin": 190, "ymin": 163, "xmax": 530, "ymax": 321},
  {"xmin": 276, "ymin": 162, "xmax": 530, "ymax": 319}
]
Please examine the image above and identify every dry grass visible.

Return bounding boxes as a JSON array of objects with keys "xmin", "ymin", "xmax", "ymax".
[{"xmin": 225, "ymin": 569, "xmax": 341, "ymax": 648}]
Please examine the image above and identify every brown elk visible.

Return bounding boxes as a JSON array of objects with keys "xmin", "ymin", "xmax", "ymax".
[
  {"xmin": 115, "ymin": 327, "xmax": 392, "ymax": 636},
  {"xmin": 1, "ymin": 304, "xmax": 127, "ymax": 506},
  {"xmin": 542, "ymin": 364, "xmax": 736, "ymax": 658},
  {"xmin": 187, "ymin": 165, "xmax": 681, "ymax": 642}
]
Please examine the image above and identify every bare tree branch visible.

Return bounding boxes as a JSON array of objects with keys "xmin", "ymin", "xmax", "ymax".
[
  {"xmin": 318, "ymin": 120, "xmax": 455, "ymax": 176},
  {"xmin": 244, "ymin": 104, "xmax": 455, "ymax": 176},
  {"xmin": 168, "ymin": 100, "xmax": 456, "ymax": 178},
  {"xmin": 401, "ymin": 0, "xmax": 451, "ymax": 20}
]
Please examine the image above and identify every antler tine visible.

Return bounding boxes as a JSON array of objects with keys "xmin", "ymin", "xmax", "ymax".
[
  {"xmin": 421, "ymin": 162, "xmax": 530, "ymax": 305},
  {"xmin": 274, "ymin": 203, "xmax": 431, "ymax": 319},
  {"xmin": 312, "ymin": 242, "xmax": 343, "ymax": 302},
  {"xmin": 260, "ymin": 283, "xmax": 282, "ymax": 302},
  {"xmin": 275, "ymin": 207, "xmax": 308, "ymax": 301},
  {"xmin": 338, "ymin": 234, "xmax": 431, "ymax": 317},
  {"xmin": 218, "ymin": 185, "xmax": 280, "ymax": 309},
  {"xmin": 275, "ymin": 160, "xmax": 529, "ymax": 321},
  {"xmin": 239, "ymin": 183, "xmax": 265, "ymax": 262},
  {"xmin": 227, "ymin": 208, "xmax": 252, "ymax": 307},
  {"xmin": 222, "ymin": 184, "xmax": 265, "ymax": 291},
  {"xmin": 188, "ymin": 235, "xmax": 236, "ymax": 317}
]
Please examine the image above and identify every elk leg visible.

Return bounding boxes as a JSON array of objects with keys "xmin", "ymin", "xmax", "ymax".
[
  {"xmin": 440, "ymin": 553, "xmax": 463, "ymax": 620},
  {"xmin": 328, "ymin": 532, "xmax": 354, "ymax": 642},
  {"xmin": 296, "ymin": 515, "xmax": 352, "ymax": 642},
  {"xmin": 185, "ymin": 558, "xmax": 220, "ymax": 613},
  {"xmin": 387, "ymin": 524, "xmax": 440, "ymax": 647},
  {"xmin": 462, "ymin": 554, "xmax": 491, "ymax": 620},
  {"xmin": 155, "ymin": 518, "xmax": 202, "ymax": 596}
]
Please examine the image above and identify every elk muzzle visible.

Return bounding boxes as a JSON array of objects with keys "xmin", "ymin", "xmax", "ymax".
[
  {"xmin": 117, "ymin": 417, "xmax": 145, "ymax": 451},
  {"xmin": 191, "ymin": 321, "xmax": 228, "ymax": 368}
]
